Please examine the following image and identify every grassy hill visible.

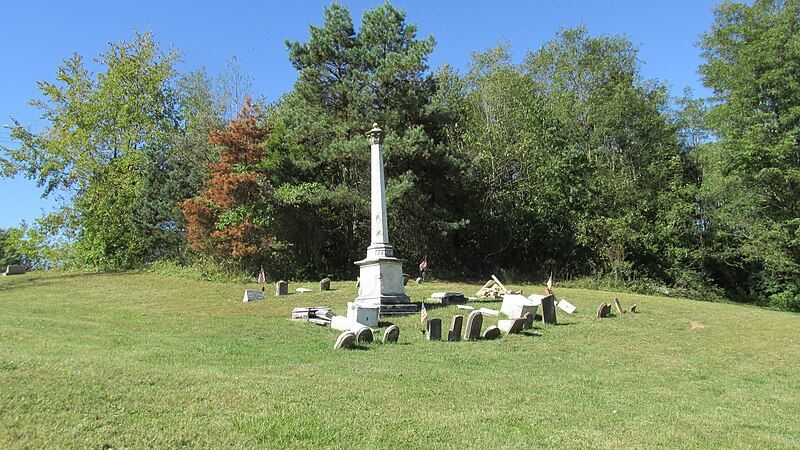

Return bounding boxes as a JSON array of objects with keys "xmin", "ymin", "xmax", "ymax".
[{"xmin": 1, "ymin": 271, "xmax": 798, "ymax": 448}]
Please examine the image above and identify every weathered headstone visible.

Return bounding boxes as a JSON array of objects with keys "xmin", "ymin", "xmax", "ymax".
[
  {"xmin": 320, "ymin": 277, "xmax": 331, "ymax": 291},
  {"xmin": 4, "ymin": 265, "xmax": 25, "ymax": 276},
  {"xmin": 498, "ymin": 318, "xmax": 526, "ymax": 334},
  {"xmin": 541, "ymin": 294, "xmax": 557, "ymax": 325},
  {"xmin": 242, "ymin": 290, "xmax": 264, "ymax": 302},
  {"xmin": 614, "ymin": 298, "xmax": 624, "ymax": 315},
  {"xmin": 448, "ymin": 315, "xmax": 463, "ymax": 341},
  {"xmin": 522, "ymin": 312, "xmax": 534, "ymax": 329},
  {"xmin": 596, "ymin": 302, "xmax": 612, "ymax": 318},
  {"xmin": 276, "ymin": 280, "xmax": 288, "ymax": 296},
  {"xmin": 383, "ymin": 325, "xmax": 400, "ymax": 343},
  {"xmin": 483, "ymin": 326, "xmax": 501, "ymax": 340},
  {"xmin": 464, "ymin": 311, "xmax": 483, "ymax": 341},
  {"xmin": 333, "ymin": 331, "xmax": 356, "ymax": 350},
  {"xmin": 426, "ymin": 318, "xmax": 442, "ymax": 341},
  {"xmin": 416, "ymin": 277, "xmax": 423, "ymax": 285},
  {"xmin": 630, "ymin": 304, "xmax": 638, "ymax": 313},
  {"xmin": 355, "ymin": 326, "xmax": 374, "ymax": 343}
]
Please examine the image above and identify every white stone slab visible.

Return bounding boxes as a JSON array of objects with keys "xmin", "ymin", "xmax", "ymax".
[
  {"xmin": 477, "ymin": 307, "xmax": 500, "ymax": 317},
  {"xmin": 501, "ymin": 294, "xmax": 538, "ymax": 319},
  {"xmin": 557, "ymin": 299, "xmax": 576, "ymax": 314},
  {"xmin": 346, "ymin": 301, "xmax": 379, "ymax": 327},
  {"xmin": 331, "ymin": 315, "xmax": 357, "ymax": 331},
  {"xmin": 457, "ymin": 305, "xmax": 475, "ymax": 311},
  {"xmin": 296, "ymin": 287, "xmax": 313, "ymax": 293},
  {"xmin": 242, "ymin": 290, "xmax": 264, "ymax": 302}
]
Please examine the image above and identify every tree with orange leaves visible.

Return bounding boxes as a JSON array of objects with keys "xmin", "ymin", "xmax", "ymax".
[{"xmin": 181, "ymin": 98, "xmax": 276, "ymax": 268}]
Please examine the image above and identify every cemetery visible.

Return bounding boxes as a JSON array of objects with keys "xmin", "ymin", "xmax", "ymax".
[{"xmin": 1, "ymin": 119, "xmax": 798, "ymax": 447}]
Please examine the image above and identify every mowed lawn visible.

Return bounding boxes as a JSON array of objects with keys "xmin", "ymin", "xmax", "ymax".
[{"xmin": 1, "ymin": 272, "xmax": 798, "ymax": 448}]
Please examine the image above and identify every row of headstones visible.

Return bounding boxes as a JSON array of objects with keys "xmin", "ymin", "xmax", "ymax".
[
  {"xmin": 334, "ymin": 325, "xmax": 400, "ymax": 349},
  {"xmin": 273, "ymin": 278, "xmax": 333, "ymax": 296},
  {"xmin": 425, "ymin": 310, "xmax": 534, "ymax": 341}
]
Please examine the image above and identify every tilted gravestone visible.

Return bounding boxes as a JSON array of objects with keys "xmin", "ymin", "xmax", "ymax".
[
  {"xmin": 333, "ymin": 331, "xmax": 356, "ymax": 350},
  {"xmin": 614, "ymin": 298, "xmax": 624, "ymax": 315},
  {"xmin": 464, "ymin": 311, "xmax": 483, "ymax": 341},
  {"xmin": 355, "ymin": 326, "xmax": 374, "ymax": 343},
  {"xmin": 320, "ymin": 277, "xmax": 331, "ymax": 291},
  {"xmin": 498, "ymin": 318, "xmax": 526, "ymax": 334},
  {"xmin": 383, "ymin": 325, "xmax": 400, "ymax": 343},
  {"xmin": 541, "ymin": 294, "xmax": 557, "ymax": 325},
  {"xmin": 448, "ymin": 315, "xmax": 464, "ymax": 341},
  {"xmin": 275, "ymin": 280, "xmax": 288, "ymax": 296},
  {"xmin": 596, "ymin": 302, "xmax": 611, "ymax": 318},
  {"xmin": 522, "ymin": 312, "xmax": 534, "ymax": 329},
  {"xmin": 4, "ymin": 265, "xmax": 25, "ymax": 276},
  {"xmin": 630, "ymin": 304, "xmax": 638, "ymax": 313},
  {"xmin": 426, "ymin": 318, "xmax": 442, "ymax": 341},
  {"xmin": 483, "ymin": 326, "xmax": 501, "ymax": 340}
]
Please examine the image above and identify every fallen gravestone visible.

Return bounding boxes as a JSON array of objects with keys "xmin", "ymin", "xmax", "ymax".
[
  {"xmin": 464, "ymin": 311, "xmax": 483, "ymax": 341},
  {"xmin": 523, "ymin": 312, "xmax": 534, "ymax": 329},
  {"xmin": 557, "ymin": 299, "xmax": 576, "ymax": 314},
  {"xmin": 426, "ymin": 318, "xmax": 442, "ymax": 341},
  {"xmin": 242, "ymin": 290, "xmax": 264, "ymax": 302},
  {"xmin": 276, "ymin": 280, "xmax": 288, "ymax": 296},
  {"xmin": 541, "ymin": 294, "xmax": 557, "ymax": 325},
  {"xmin": 476, "ymin": 307, "xmax": 500, "ymax": 317},
  {"xmin": 483, "ymin": 326, "xmax": 501, "ymax": 340},
  {"xmin": 457, "ymin": 305, "xmax": 475, "ymax": 311},
  {"xmin": 431, "ymin": 292, "xmax": 467, "ymax": 306},
  {"xmin": 320, "ymin": 277, "xmax": 331, "ymax": 291},
  {"xmin": 614, "ymin": 298, "xmax": 624, "ymax": 315},
  {"xmin": 383, "ymin": 325, "xmax": 400, "ymax": 343},
  {"xmin": 497, "ymin": 318, "xmax": 526, "ymax": 334},
  {"xmin": 4, "ymin": 265, "xmax": 25, "ymax": 276},
  {"xmin": 448, "ymin": 315, "xmax": 463, "ymax": 341},
  {"xmin": 296, "ymin": 287, "xmax": 313, "ymax": 293},
  {"xmin": 355, "ymin": 326, "xmax": 374, "ymax": 343},
  {"xmin": 333, "ymin": 331, "xmax": 357, "ymax": 350}
]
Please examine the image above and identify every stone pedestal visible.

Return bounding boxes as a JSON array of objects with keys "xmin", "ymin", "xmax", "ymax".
[{"xmin": 346, "ymin": 302, "xmax": 379, "ymax": 327}]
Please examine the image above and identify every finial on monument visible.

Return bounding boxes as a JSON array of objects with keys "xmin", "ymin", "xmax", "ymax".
[{"xmin": 367, "ymin": 123, "xmax": 382, "ymax": 144}]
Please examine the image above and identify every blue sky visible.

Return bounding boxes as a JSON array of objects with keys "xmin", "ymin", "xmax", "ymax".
[{"xmin": 0, "ymin": 0, "xmax": 718, "ymax": 228}]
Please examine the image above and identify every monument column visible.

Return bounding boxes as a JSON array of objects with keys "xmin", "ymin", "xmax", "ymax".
[
  {"xmin": 367, "ymin": 124, "xmax": 392, "ymax": 258},
  {"xmin": 353, "ymin": 123, "xmax": 410, "ymax": 308}
]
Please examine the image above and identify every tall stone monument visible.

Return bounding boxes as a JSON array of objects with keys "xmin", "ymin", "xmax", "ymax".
[{"xmin": 354, "ymin": 123, "xmax": 410, "ymax": 307}]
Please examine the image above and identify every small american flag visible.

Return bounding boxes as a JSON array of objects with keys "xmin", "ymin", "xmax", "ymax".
[
  {"xmin": 257, "ymin": 265, "xmax": 266, "ymax": 284},
  {"xmin": 419, "ymin": 256, "xmax": 428, "ymax": 272},
  {"xmin": 420, "ymin": 302, "xmax": 428, "ymax": 325},
  {"xmin": 546, "ymin": 273, "xmax": 553, "ymax": 295}
]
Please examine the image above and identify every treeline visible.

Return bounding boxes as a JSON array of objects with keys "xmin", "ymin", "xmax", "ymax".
[{"xmin": 1, "ymin": 1, "xmax": 798, "ymax": 311}]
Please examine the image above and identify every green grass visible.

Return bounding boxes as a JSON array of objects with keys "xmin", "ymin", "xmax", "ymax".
[{"xmin": 1, "ymin": 271, "xmax": 798, "ymax": 448}]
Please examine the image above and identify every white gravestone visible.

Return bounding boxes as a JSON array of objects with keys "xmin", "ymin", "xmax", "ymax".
[
  {"xmin": 501, "ymin": 294, "xmax": 538, "ymax": 319},
  {"xmin": 242, "ymin": 290, "xmax": 264, "ymax": 302}
]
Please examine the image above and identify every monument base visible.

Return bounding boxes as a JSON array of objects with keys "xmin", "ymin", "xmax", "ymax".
[{"xmin": 354, "ymin": 255, "xmax": 410, "ymax": 305}]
